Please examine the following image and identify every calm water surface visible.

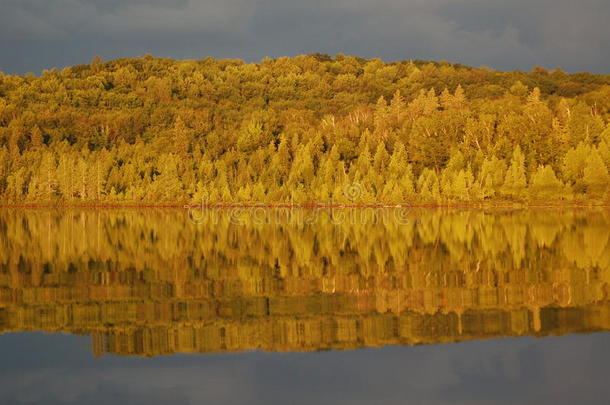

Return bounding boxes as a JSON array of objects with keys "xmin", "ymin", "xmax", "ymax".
[{"xmin": 1, "ymin": 208, "xmax": 609, "ymax": 404}]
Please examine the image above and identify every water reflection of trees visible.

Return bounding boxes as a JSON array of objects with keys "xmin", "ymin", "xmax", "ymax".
[{"xmin": 0, "ymin": 208, "xmax": 609, "ymax": 357}]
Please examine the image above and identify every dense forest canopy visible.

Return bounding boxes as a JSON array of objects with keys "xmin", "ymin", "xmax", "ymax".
[{"xmin": 0, "ymin": 54, "xmax": 609, "ymax": 204}]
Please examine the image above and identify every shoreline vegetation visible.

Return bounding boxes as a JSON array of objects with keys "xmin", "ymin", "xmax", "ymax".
[
  {"xmin": 0, "ymin": 54, "xmax": 609, "ymax": 206},
  {"xmin": 2, "ymin": 202, "xmax": 609, "ymax": 209}
]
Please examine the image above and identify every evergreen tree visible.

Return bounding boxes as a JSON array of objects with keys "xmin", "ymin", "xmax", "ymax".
[
  {"xmin": 503, "ymin": 146, "xmax": 527, "ymax": 196},
  {"xmin": 27, "ymin": 151, "xmax": 56, "ymax": 202},
  {"xmin": 530, "ymin": 165, "xmax": 564, "ymax": 198},
  {"xmin": 151, "ymin": 154, "xmax": 183, "ymax": 202},
  {"xmin": 30, "ymin": 126, "xmax": 44, "ymax": 150},
  {"xmin": 417, "ymin": 169, "xmax": 441, "ymax": 202},
  {"xmin": 562, "ymin": 142, "xmax": 591, "ymax": 184},
  {"xmin": 237, "ymin": 121, "xmax": 265, "ymax": 153},
  {"xmin": 596, "ymin": 138, "xmax": 610, "ymax": 167},
  {"xmin": 172, "ymin": 117, "xmax": 191, "ymax": 156},
  {"xmin": 4, "ymin": 168, "xmax": 27, "ymax": 202},
  {"xmin": 583, "ymin": 149, "xmax": 610, "ymax": 194},
  {"xmin": 56, "ymin": 154, "xmax": 76, "ymax": 200},
  {"xmin": 389, "ymin": 90, "xmax": 406, "ymax": 128},
  {"xmin": 451, "ymin": 169, "xmax": 470, "ymax": 200},
  {"xmin": 479, "ymin": 156, "xmax": 506, "ymax": 198}
]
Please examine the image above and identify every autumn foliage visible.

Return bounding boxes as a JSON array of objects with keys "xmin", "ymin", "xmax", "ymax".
[{"xmin": 0, "ymin": 54, "xmax": 609, "ymax": 204}]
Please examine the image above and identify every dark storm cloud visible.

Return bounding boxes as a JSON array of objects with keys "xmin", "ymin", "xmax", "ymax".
[
  {"xmin": 437, "ymin": 0, "xmax": 610, "ymax": 70},
  {"xmin": 0, "ymin": 0, "xmax": 608, "ymax": 74}
]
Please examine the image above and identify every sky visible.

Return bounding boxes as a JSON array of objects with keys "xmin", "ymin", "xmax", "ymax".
[{"xmin": 0, "ymin": 0, "xmax": 609, "ymax": 75}]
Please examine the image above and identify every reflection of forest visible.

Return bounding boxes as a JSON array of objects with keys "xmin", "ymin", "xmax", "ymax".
[{"xmin": 0, "ymin": 209, "xmax": 609, "ymax": 357}]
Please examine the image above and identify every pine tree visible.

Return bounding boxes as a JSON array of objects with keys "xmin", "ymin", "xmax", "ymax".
[
  {"xmin": 318, "ymin": 156, "xmax": 336, "ymax": 191},
  {"xmin": 237, "ymin": 121, "xmax": 265, "ymax": 153},
  {"xmin": 453, "ymin": 85, "xmax": 467, "ymax": 109},
  {"xmin": 598, "ymin": 140, "xmax": 610, "ymax": 170},
  {"xmin": 417, "ymin": 169, "xmax": 440, "ymax": 202},
  {"xmin": 172, "ymin": 117, "xmax": 191, "ymax": 156},
  {"xmin": 440, "ymin": 85, "xmax": 466, "ymax": 110},
  {"xmin": 526, "ymin": 87, "xmax": 542, "ymax": 105},
  {"xmin": 530, "ymin": 165, "xmax": 564, "ymax": 198},
  {"xmin": 237, "ymin": 185, "xmax": 252, "ymax": 202},
  {"xmin": 440, "ymin": 151, "xmax": 465, "ymax": 199},
  {"xmin": 381, "ymin": 179, "xmax": 403, "ymax": 204},
  {"xmin": 451, "ymin": 170, "xmax": 469, "ymax": 200},
  {"xmin": 373, "ymin": 96, "xmax": 388, "ymax": 134},
  {"xmin": 479, "ymin": 156, "xmax": 506, "ymax": 198},
  {"xmin": 424, "ymin": 88, "xmax": 439, "ymax": 115},
  {"xmin": 30, "ymin": 126, "xmax": 44, "ymax": 150},
  {"xmin": 27, "ymin": 151, "xmax": 56, "ymax": 202},
  {"xmin": 562, "ymin": 142, "xmax": 590, "ymax": 184},
  {"xmin": 583, "ymin": 149, "xmax": 609, "ymax": 194},
  {"xmin": 8, "ymin": 121, "xmax": 23, "ymax": 159},
  {"xmin": 389, "ymin": 90, "xmax": 406, "ymax": 127},
  {"xmin": 388, "ymin": 142, "xmax": 408, "ymax": 179},
  {"xmin": 151, "ymin": 154, "xmax": 182, "ymax": 202},
  {"xmin": 75, "ymin": 157, "xmax": 88, "ymax": 200},
  {"xmin": 288, "ymin": 144, "xmax": 315, "ymax": 187},
  {"xmin": 352, "ymin": 145, "xmax": 371, "ymax": 181},
  {"xmin": 252, "ymin": 182, "xmax": 266, "ymax": 202},
  {"xmin": 56, "ymin": 154, "xmax": 76, "ymax": 200},
  {"xmin": 440, "ymin": 88, "xmax": 452, "ymax": 110},
  {"xmin": 503, "ymin": 146, "xmax": 527, "ymax": 196},
  {"xmin": 373, "ymin": 141, "xmax": 390, "ymax": 173},
  {"xmin": 85, "ymin": 156, "xmax": 103, "ymax": 201},
  {"xmin": 397, "ymin": 165, "xmax": 415, "ymax": 200},
  {"xmin": 4, "ymin": 168, "xmax": 26, "ymax": 202}
]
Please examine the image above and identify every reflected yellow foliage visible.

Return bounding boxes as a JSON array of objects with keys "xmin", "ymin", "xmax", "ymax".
[{"xmin": 0, "ymin": 208, "xmax": 609, "ymax": 357}]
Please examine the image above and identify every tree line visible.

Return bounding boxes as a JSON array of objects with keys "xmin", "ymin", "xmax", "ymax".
[{"xmin": 0, "ymin": 54, "xmax": 609, "ymax": 204}]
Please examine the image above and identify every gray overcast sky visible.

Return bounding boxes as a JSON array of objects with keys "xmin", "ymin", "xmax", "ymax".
[{"xmin": 0, "ymin": 0, "xmax": 609, "ymax": 75}]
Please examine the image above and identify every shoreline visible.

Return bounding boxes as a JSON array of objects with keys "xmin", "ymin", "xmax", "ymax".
[{"xmin": 1, "ymin": 202, "xmax": 609, "ymax": 209}]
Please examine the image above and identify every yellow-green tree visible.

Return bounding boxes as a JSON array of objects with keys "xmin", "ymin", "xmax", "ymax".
[
  {"xmin": 503, "ymin": 146, "xmax": 527, "ymax": 197},
  {"xmin": 583, "ymin": 149, "xmax": 609, "ymax": 194}
]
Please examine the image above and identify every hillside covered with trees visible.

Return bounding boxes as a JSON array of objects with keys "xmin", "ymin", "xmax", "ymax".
[{"xmin": 0, "ymin": 54, "xmax": 609, "ymax": 205}]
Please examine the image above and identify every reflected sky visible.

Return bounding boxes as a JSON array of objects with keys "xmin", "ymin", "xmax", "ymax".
[
  {"xmin": 1, "ymin": 331, "xmax": 609, "ymax": 405},
  {"xmin": 2, "ymin": 208, "xmax": 610, "ymax": 403}
]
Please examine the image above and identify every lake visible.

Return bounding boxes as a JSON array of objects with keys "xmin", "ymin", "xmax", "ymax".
[{"xmin": 1, "ymin": 208, "xmax": 609, "ymax": 404}]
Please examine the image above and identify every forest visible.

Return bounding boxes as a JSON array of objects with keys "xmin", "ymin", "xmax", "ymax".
[{"xmin": 0, "ymin": 54, "xmax": 609, "ymax": 205}]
